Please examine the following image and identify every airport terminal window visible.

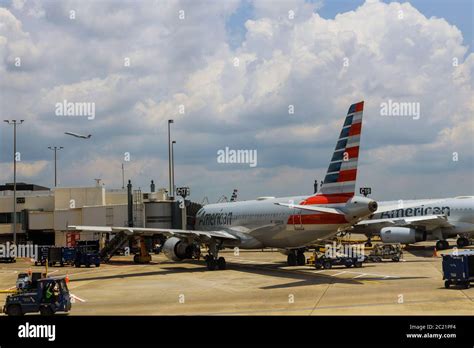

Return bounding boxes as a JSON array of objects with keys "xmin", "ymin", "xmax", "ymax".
[{"xmin": 0, "ymin": 212, "xmax": 22, "ymax": 224}]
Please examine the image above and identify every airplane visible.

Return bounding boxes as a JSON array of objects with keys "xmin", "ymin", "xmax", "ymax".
[
  {"xmin": 65, "ymin": 132, "xmax": 91, "ymax": 139},
  {"xmin": 350, "ymin": 196, "xmax": 474, "ymax": 250},
  {"xmin": 70, "ymin": 101, "xmax": 381, "ymax": 270}
]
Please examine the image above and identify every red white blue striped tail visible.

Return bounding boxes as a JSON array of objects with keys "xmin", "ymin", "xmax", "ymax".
[{"xmin": 317, "ymin": 101, "xmax": 364, "ymax": 198}]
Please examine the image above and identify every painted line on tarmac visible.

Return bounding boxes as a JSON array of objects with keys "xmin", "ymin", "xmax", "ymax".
[
  {"xmin": 332, "ymin": 271, "xmax": 347, "ymax": 276},
  {"xmin": 226, "ymin": 257, "xmax": 275, "ymax": 265}
]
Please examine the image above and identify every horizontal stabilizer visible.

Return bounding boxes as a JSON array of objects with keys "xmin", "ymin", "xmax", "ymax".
[{"xmin": 275, "ymin": 203, "xmax": 345, "ymax": 215}]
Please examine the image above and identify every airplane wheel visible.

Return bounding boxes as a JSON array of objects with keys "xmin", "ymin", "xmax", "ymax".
[
  {"xmin": 287, "ymin": 253, "xmax": 297, "ymax": 266},
  {"xmin": 217, "ymin": 257, "xmax": 226, "ymax": 270},
  {"xmin": 206, "ymin": 259, "xmax": 217, "ymax": 271},
  {"xmin": 444, "ymin": 280, "xmax": 451, "ymax": 289},
  {"xmin": 436, "ymin": 241, "xmax": 446, "ymax": 251},
  {"xmin": 296, "ymin": 253, "xmax": 306, "ymax": 266},
  {"xmin": 457, "ymin": 237, "xmax": 469, "ymax": 248}
]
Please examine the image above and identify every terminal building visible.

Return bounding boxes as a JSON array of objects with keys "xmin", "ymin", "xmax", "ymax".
[{"xmin": 0, "ymin": 181, "xmax": 195, "ymax": 246}]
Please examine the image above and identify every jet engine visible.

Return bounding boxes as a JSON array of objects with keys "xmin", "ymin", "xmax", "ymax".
[
  {"xmin": 162, "ymin": 237, "xmax": 194, "ymax": 261},
  {"xmin": 380, "ymin": 227, "xmax": 426, "ymax": 244}
]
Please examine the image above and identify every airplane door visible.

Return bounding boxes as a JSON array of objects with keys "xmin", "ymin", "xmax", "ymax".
[{"xmin": 293, "ymin": 209, "xmax": 305, "ymax": 230}]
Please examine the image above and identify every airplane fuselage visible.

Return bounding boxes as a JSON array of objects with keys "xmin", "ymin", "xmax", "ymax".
[
  {"xmin": 362, "ymin": 196, "xmax": 474, "ymax": 240},
  {"xmin": 196, "ymin": 196, "xmax": 351, "ymax": 249}
]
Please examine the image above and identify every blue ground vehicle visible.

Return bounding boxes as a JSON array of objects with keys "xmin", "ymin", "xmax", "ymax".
[
  {"xmin": 442, "ymin": 251, "xmax": 474, "ymax": 289},
  {"xmin": 3, "ymin": 276, "xmax": 72, "ymax": 316},
  {"xmin": 74, "ymin": 247, "xmax": 100, "ymax": 268},
  {"xmin": 62, "ymin": 247, "xmax": 77, "ymax": 266},
  {"xmin": 34, "ymin": 246, "xmax": 50, "ymax": 266}
]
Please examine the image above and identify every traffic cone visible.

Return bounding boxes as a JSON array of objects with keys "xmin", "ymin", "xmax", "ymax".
[
  {"xmin": 432, "ymin": 247, "xmax": 438, "ymax": 257},
  {"xmin": 65, "ymin": 273, "xmax": 69, "ymax": 284}
]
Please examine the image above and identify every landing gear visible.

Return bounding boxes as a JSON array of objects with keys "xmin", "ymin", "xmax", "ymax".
[
  {"xmin": 206, "ymin": 257, "xmax": 217, "ymax": 271},
  {"xmin": 287, "ymin": 249, "xmax": 305, "ymax": 266},
  {"xmin": 456, "ymin": 237, "xmax": 470, "ymax": 248},
  {"xmin": 205, "ymin": 256, "xmax": 226, "ymax": 270},
  {"xmin": 436, "ymin": 240, "xmax": 449, "ymax": 250},
  {"xmin": 205, "ymin": 241, "xmax": 225, "ymax": 271},
  {"xmin": 217, "ymin": 257, "xmax": 226, "ymax": 270},
  {"xmin": 287, "ymin": 253, "xmax": 297, "ymax": 266},
  {"xmin": 296, "ymin": 250, "xmax": 306, "ymax": 266}
]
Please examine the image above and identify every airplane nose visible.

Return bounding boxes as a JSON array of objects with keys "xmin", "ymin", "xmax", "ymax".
[{"xmin": 368, "ymin": 201, "xmax": 378, "ymax": 213}]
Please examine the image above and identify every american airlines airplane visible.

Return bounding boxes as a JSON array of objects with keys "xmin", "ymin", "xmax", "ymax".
[
  {"xmin": 71, "ymin": 101, "xmax": 380, "ymax": 270},
  {"xmin": 351, "ymin": 196, "xmax": 474, "ymax": 250}
]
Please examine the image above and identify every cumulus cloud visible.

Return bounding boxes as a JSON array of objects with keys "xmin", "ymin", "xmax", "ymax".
[{"xmin": 0, "ymin": 0, "xmax": 472, "ymax": 201}]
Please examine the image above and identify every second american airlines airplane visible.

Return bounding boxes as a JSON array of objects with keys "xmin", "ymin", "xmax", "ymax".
[
  {"xmin": 351, "ymin": 196, "xmax": 474, "ymax": 250},
  {"xmin": 71, "ymin": 101, "xmax": 379, "ymax": 270}
]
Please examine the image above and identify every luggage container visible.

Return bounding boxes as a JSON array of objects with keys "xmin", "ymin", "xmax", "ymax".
[{"xmin": 442, "ymin": 251, "xmax": 474, "ymax": 289}]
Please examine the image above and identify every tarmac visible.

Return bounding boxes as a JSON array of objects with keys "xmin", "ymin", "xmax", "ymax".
[{"xmin": 0, "ymin": 240, "xmax": 473, "ymax": 315}]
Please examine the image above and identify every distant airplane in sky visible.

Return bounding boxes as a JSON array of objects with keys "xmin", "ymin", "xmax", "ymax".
[{"xmin": 65, "ymin": 132, "xmax": 91, "ymax": 139}]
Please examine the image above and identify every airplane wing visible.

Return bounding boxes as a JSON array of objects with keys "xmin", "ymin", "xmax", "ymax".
[
  {"xmin": 355, "ymin": 215, "xmax": 453, "ymax": 230},
  {"xmin": 68, "ymin": 225, "xmax": 239, "ymax": 240},
  {"xmin": 274, "ymin": 203, "xmax": 345, "ymax": 215}
]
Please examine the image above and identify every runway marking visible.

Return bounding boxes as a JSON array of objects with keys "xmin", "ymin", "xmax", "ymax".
[
  {"xmin": 332, "ymin": 271, "xmax": 346, "ymax": 276},
  {"xmin": 353, "ymin": 273, "xmax": 366, "ymax": 279},
  {"xmin": 70, "ymin": 294, "xmax": 87, "ymax": 303}
]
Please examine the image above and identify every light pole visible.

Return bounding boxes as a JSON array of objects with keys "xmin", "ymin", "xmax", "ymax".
[
  {"xmin": 48, "ymin": 146, "xmax": 64, "ymax": 187},
  {"xmin": 4, "ymin": 119, "xmax": 24, "ymax": 245},
  {"xmin": 121, "ymin": 163, "xmax": 125, "ymax": 189},
  {"xmin": 167, "ymin": 119, "xmax": 174, "ymax": 200},
  {"xmin": 171, "ymin": 140, "xmax": 176, "ymax": 198}
]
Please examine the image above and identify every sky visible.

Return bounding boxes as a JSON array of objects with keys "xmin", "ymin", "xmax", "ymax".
[{"xmin": 0, "ymin": 0, "xmax": 473, "ymax": 203}]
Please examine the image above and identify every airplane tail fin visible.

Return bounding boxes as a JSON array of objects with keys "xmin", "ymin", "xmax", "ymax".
[{"xmin": 309, "ymin": 101, "xmax": 364, "ymax": 203}]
